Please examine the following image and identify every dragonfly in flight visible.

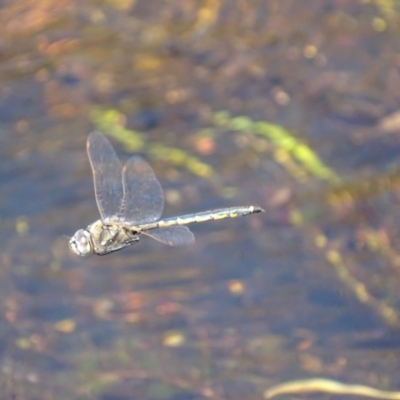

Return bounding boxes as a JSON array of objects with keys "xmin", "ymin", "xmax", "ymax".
[{"xmin": 69, "ymin": 132, "xmax": 264, "ymax": 256}]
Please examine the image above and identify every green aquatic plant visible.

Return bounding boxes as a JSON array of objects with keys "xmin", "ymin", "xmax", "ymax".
[
  {"xmin": 91, "ymin": 106, "xmax": 340, "ymax": 185},
  {"xmin": 212, "ymin": 111, "xmax": 340, "ymax": 184},
  {"xmin": 90, "ymin": 107, "xmax": 144, "ymax": 152},
  {"xmin": 90, "ymin": 106, "xmax": 213, "ymax": 178}
]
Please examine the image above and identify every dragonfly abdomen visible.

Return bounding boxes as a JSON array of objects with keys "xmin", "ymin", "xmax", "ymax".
[{"xmin": 139, "ymin": 206, "xmax": 264, "ymax": 230}]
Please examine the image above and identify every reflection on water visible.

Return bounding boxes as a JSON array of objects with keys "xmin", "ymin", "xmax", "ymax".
[{"xmin": 1, "ymin": 0, "xmax": 400, "ymax": 399}]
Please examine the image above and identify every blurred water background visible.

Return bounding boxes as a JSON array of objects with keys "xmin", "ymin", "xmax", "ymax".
[{"xmin": 1, "ymin": 1, "xmax": 400, "ymax": 399}]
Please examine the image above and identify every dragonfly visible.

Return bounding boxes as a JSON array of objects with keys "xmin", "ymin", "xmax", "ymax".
[{"xmin": 69, "ymin": 131, "xmax": 264, "ymax": 256}]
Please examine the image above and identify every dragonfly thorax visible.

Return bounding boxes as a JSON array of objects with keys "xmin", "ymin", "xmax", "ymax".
[{"xmin": 69, "ymin": 229, "xmax": 93, "ymax": 256}]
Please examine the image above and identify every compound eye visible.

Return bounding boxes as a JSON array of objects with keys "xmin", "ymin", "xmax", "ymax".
[{"xmin": 70, "ymin": 230, "xmax": 92, "ymax": 256}]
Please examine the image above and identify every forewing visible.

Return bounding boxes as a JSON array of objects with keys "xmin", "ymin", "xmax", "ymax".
[
  {"xmin": 141, "ymin": 226, "xmax": 195, "ymax": 246},
  {"xmin": 118, "ymin": 156, "xmax": 164, "ymax": 224},
  {"xmin": 87, "ymin": 131, "xmax": 123, "ymax": 220}
]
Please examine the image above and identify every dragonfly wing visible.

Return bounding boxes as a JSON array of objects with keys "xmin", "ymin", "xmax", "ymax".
[
  {"xmin": 87, "ymin": 131, "xmax": 123, "ymax": 220},
  {"xmin": 141, "ymin": 226, "xmax": 195, "ymax": 246},
  {"xmin": 118, "ymin": 156, "xmax": 164, "ymax": 224}
]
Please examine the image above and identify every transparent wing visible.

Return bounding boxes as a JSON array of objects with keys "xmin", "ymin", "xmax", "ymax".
[
  {"xmin": 118, "ymin": 156, "xmax": 164, "ymax": 224},
  {"xmin": 87, "ymin": 131, "xmax": 123, "ymax": 220},
  {"xmin": 141, "ymin": 226, "xmax": 195, "ymax": 246}
]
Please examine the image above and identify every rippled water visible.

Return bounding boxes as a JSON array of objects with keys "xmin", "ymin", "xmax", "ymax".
[{"xmin": 1, "ymin": 1, "xmax": 400, "ymax": 399}]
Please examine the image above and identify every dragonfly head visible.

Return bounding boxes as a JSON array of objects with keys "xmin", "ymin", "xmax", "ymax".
[{"xmin": 69, "ymin": 229, "xmax": 93, "ymax": 256}]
